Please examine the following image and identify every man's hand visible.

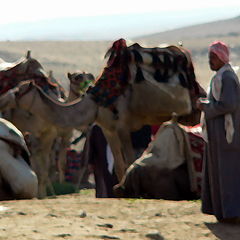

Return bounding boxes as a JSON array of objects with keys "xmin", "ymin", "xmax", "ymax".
[{"xmin": 196, "ymin": 98, "xmax": 209, "ymax": 111}]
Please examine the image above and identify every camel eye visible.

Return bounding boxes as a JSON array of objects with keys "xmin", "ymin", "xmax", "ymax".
[{"xmin": 76, "ymin": 75, "xmax": 83, "ymax": 81}]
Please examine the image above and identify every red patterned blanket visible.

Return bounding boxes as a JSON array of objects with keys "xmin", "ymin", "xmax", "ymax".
[
  {"xmin": 185, "ymin": 125, "xmax": 204, "ymax": 196},
  {"xmin": 87, "ymin": 38, "xmax": 200, "ymax": 117}
]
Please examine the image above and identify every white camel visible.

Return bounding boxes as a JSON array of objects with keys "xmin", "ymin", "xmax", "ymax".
[{"xmin": 0, "ymin": 118, "xmax": 38, "ymax": 200}]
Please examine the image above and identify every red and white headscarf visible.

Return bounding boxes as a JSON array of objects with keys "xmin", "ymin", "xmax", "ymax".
[{"xmin": 209, "ymin": 41, "xmax": 230, "ymax": 64}]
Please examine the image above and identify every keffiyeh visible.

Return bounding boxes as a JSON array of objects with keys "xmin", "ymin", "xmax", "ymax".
[{"xmin": 209, "ymin": 41, "xmax": 230, "ymax": 64}]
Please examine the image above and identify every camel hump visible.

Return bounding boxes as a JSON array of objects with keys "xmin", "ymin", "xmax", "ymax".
[{"xmin": 0, "ymin": 118, "xmax": 30, "ymax": 157}]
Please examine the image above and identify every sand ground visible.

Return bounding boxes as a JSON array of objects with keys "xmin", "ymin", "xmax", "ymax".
[{"xmin": 0, "ymin": 189, "xmax": 239, "ymax": 240}]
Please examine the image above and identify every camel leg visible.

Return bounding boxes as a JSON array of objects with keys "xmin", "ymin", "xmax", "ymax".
[
  {"xmin": 57, "ymin": 133, "xmax": 72, "ymax": 183},
  {"xmin": 35, "ymin": 152, "xmax": 55, "ymax": 198},
  {"xmin": 118, "ymin": 129, "xmax": 136, "ymax": 166},
  {"xmin": 57, "ymin": 148, "xmax": 67, "ymax": 183},
  {"xmin": 30, "ymin": 152, "xmax": 48, "ymax": 198},
  {"xmin": 30, "ymin": 135, "xmax": 55, "ymax": 198},
  {"xmin": 102, "ymin": 130, "xmax": 126, "ymax": 182}
]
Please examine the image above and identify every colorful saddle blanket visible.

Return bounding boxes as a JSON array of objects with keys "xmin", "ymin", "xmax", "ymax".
[
  {"xmin": 88, "ymin": 38, "xmax": 199, "ymax": 116},
  {"xmin": 65, "ymin": 149, "xmax": 82, "ymax": 184}
]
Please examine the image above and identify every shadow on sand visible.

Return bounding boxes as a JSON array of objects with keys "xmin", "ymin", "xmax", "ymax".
[{"xmin": 205, "ymin": 222, "xmax": 240, "ymax": 239}]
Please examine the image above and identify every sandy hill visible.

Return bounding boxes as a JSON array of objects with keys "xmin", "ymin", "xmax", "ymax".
[
  {"xmin": 135, "ymin": 15, "xmax": 240, "ymax": 45},
  {"xmin": 135, "ymin": 15, "xmax": 240, "ymax": 70}
]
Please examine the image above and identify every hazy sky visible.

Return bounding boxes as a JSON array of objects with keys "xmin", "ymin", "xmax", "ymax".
[{"xmin": 1, "ymin": 0, "xmax": 240, "ymax": 24}]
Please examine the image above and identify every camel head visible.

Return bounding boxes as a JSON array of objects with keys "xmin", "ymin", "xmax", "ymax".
[{"xmin": 68, "ymin": 71, "xmax": 95, "ymax": 97}]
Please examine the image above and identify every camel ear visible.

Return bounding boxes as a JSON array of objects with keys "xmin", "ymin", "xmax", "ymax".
[
  {"xmin": 67, "ymin": 72, "xmax": 72, "ymax": 80},
  {"xmin": 26, "ymin": 50, "xmax": 31, "ymax": 59},
  {"xmin": 87, "ymin": 73, "xmax": 95, "ymax": 81}
]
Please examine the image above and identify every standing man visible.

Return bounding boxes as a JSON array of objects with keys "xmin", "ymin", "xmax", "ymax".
[{"xmin": 197, "ymin": 41, "xmax": 240, "ymax": 223}]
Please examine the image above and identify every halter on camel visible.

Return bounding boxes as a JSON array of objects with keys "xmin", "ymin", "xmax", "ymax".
[{"xmin": 68, "ymin": 72, "xmax": 95, "ymax": 98}]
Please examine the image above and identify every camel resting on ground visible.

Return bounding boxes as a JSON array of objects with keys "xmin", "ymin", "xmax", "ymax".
[
  {"xmin": 0, "ymin": 39, "xmax": 206, "ymax": 184},
  {"xmin": 0, "ymin": 118, "xmax": 38, "ymax": 200},
  {"xmin": 113, "ymin": 118, "xmax": 203, "ymax": 200}
]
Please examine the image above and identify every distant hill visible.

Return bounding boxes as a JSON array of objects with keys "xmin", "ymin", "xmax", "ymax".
[
  {"xmin": 135, "ymin": 15, "xmax": 240, "ymax": 70},
  {"xmin": 0, "ymin": 15, "xmax": 239, "ymax": 90},
  {"xmin": 135, "ymin": 15, "xmax": 240, "ymax": 46}
]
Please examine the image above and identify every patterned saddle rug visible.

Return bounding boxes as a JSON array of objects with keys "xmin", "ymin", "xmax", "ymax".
[
  {"xmin": 88, "ymin": 38, "xmax": 200, "ymax": 116},
  {"xmin": 65, "ymin": 149, "xmax": 82, "ymax": 184},
  {"xmin": 0, "ymin": 55, "xmax": 65, "ymax": 99}
]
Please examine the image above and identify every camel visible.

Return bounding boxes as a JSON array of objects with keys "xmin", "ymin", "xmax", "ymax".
[
  {"xmin": 113, "ymin": 117, "xmax": 203, "ymax": 200},
  {"xmin": 3, "ymin": 105, "xmax": 58, "ymax": 198},
  {"xmin": 0, "ymin": 52, "xmax": 66, "ymax": 198},
  {"xmin": 1, "ymin": 67, "xmax": 95, "ymax": 196},
  {"xmin": 0, "ymin": 53, "xmax": 95, "ymax": 197},
  {"xmin": 50, "ymin": 71, "xmax": 95, "ymax": 183},
  {"xmin": 0, "ymin": 39, "xmax": 206, "ymax": 184},
  {"xmin": 0, "ymin": 118, "xmax": 38, "ymax": 200}
]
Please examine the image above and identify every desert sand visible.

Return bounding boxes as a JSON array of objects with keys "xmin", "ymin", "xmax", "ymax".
[{"xmin": 0, "ymin": 189, "xmax": 239, "ymax": 240}]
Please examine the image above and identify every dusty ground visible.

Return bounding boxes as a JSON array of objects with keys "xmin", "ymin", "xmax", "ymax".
[{"xmin": 0, "ymin": 189, "xmax": 239, "ymax": 240}]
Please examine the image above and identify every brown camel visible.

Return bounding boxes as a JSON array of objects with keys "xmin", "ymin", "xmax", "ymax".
[
  {"xmin": 2, "ymin": 69, "xmax": 94, "ymax": 197},
  {"xmin": 67, "ymin": 71, "xmax": 95, "ymax": 102},
  {"xmin": 2, "ymin": 65, "xmax": 94, "ymax": 196},
  {"xmin": 113, "ymin": 117, "xmax": 203, "ymax": 200},
  {"xmin": 51, "ymin": 71, "xmax": 95, "ymax": 183},
  {"xmin": 0, "ymin": 53, "xmax": 95, "ymax": 196},
  {"xmin": 0, "ymin": 39, "xmax": 206, "ymax": 184},
  {"xmin": 0, "ymin": 52, "xmax": 66, "ymax": 198}
]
